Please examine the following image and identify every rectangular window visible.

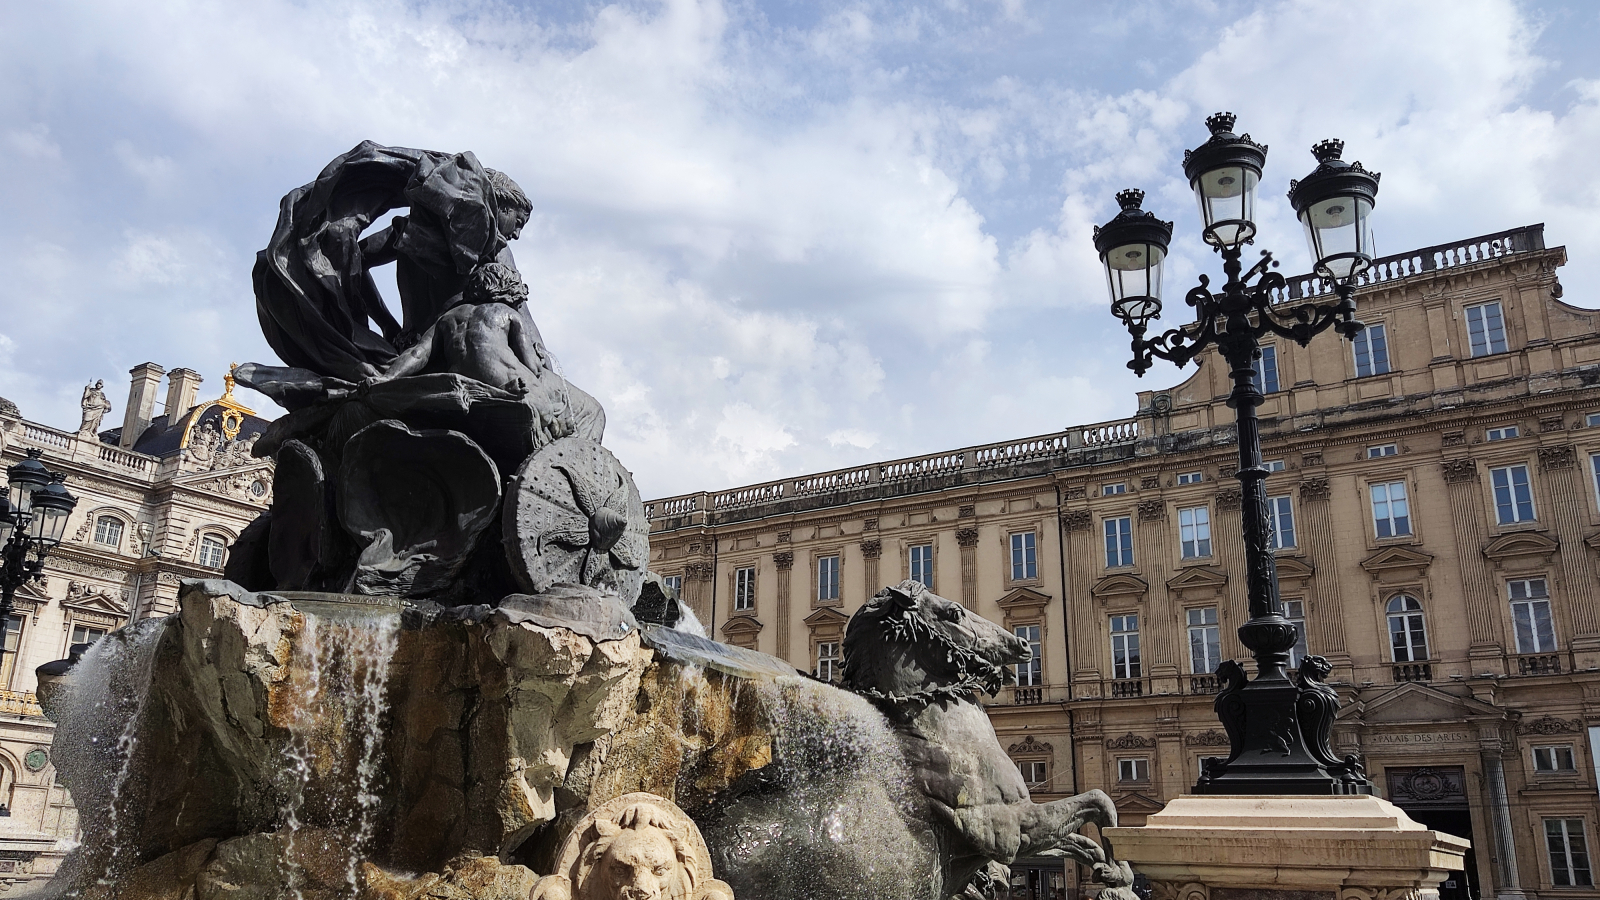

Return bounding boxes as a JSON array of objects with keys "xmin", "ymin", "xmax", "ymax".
[
  {"xmin": 1267, "ymin": 495, "xmax": 1296, "ymax": 550},
  {"xmin": 909, "ymin": 544, "xmax": 934, "ymax": 588},
  {"xmin": 1102, "ymin": 483, "xmax": 1127, "ymax": 496},
  {"xmin": 1466, "ymin": 301, "xmax": 1508, "ymax": 357},
  {"xmin": 1018, "ymin": 759, "xmax": 1048, "ymax": 787},
  {"xmin": 815, "ymin": 642, "xmax": 840, "ymax": 683},
  {"xmin": 1013, "ymin": 624, "xmax": 1042, "ymax": 686},
  {"xmin": 1371, "ymin": 481, "xmax": 1412, "ymax": 538},
  {"xmin": 662, "ymin": 574, "xmax": 683, "ymax": 598},
  {"xmin": 1104, "ymin": 517, "xmax": 1134, "ymax": 568},
  {"xmin": 1284, "ymin": 599, "xmax": 1308, "ymax": 668},
  {"xmin": 1188, "ymin": 607, "xmax": 1221, "ymax": 674},
  {"xmin": 1534, "ymin": 745, "xmax": 1578, "ymax": 772},
  {"xmin": 1588, "ymin": 413, "xmax": 1600, "ymax": 428},
  {"xmin": 1177, "ymin": 471, "xmax": 1203, "ymax": 485},
  {"xmin": 1252, "ymin": 346, "xmax": 1280, "ymax": 393},
  {"xmin": 1546, "ymin": 818, "xmax": 1594, "ymax": 887},
  {"xmin": 1264, "ymin": 459, "xmax": 1286, "ymax": 473},
  {"xmin": 1510, "ymin": 578, "xmax": 1556, "ymax": 654},
  {"xmin": 1353, "ymin": 322, "xmax": 1391, "ymax": 377},
  {"xmin": 1010, "ymin": 532, "xmax": 1037, "ymax": 581},
  {"xmin": 1110, "ymin": 615, "xmax": 1141, "ymax": 680},
  {"xmin": 1486, "ymin": 425, "xmax": 1520, "ymax": 442},
  {"xmin": 817, "ymin": 555, "xmax": 840, "ymax": 602},
  {"xmin": 734, "ymin": 566, "xmax": 756, "ymax": 611},
  {"xmin": 1178, "ymin": 506, "xmax": 1211, "ymax": 559},
  {"xmin": 1491, "ymin": 464, "xmax": 1536, "ymax": 524},
  {"xmin": 70, "ymin": 623, "xmax": 108, "ymax": 647},
  {"xmin": 1367, "ymin": 443, "xmax": 1398, "ymax": 459},
  {"xmin": 0, "ymin": 616, "xmax": 22, "ymax": 689},
  {"xmin": 1592, "ymin": 454, "xmax": 1600, "ymax": 509},
  {"xmin": 1117, "ymin": 758, "xmax": 1150, "ymax": 782}
]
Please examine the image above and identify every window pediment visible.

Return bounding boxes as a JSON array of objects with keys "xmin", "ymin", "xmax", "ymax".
[
  {"xmin": 1111, "ymin": 792, "xmax": 1166, "ymax": 814},
  {"xmin": 1273, "ymin": 557, "xmax": 1315, "ymax": 585},
  {"xmin": 1483, "ymin": 531, "xmax": 1558, "ymax": 567},
  {"xmin": 1165, "ymin": 566, "xmax": 1227, "ymax": 600},
  {"xmin": 719, "ymin": 616, "xmax": 763, "ymax": 637},
  {"xmin": 63, "ymin": 581, "xmax": 131, "ymax": 617},
  {"xmin": 997, "ymin": 587, "xmax": 1051, "ymax": 612},
  {"xmin": 1359, "ymin": 546, "xmax": 1434, "ymax": 579},
  {"xmin": 802, "ymin": 607, "xmax": 849, "ymax": 628},
  {"xmin": 1090, "ymin": 574, "xmax": 1148, "ymax": 603}
]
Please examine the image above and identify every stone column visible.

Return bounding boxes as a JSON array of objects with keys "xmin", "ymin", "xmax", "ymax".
[
  {"xmin": 1536, "ymin": 445, "xmax": 1600, "ymax": 657},
  {"xmin": 956, "ymin": 527, "xmax": 980, "ymax": 609},
  {"xmin": 774, "ymin": 551, "xmax": 793, "ymax": 663},
  {"xmin": 1481, "ymin": 744, "xmax": 1527, "ymax": 900},
  {"xmin": 1136, "ymin": 499, "xmax": 1179, "ymax": 687},
  {"xmin": 1061, "ymin": 510, "xmax": 1101, "ymax": 685},
  {"xmin": 1297, "ymin": 477, "xmax": 1350, "ymax": 665},
  {"xmin": 1442, "ymin": 459, "xmax": 1504, "ymax": 662},
  {"xmin": 860, "ymin": 539, "xmax": 881, "ymax": 598}
]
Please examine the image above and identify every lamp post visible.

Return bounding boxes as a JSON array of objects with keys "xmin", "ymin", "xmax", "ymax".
[
  {"xmin": 0, "ymin": 448, "xmax": 78, "ymax": 678},
  {"xmin": 1093, "ymin": 113, "xmax": 1379, "ymax": 795}
]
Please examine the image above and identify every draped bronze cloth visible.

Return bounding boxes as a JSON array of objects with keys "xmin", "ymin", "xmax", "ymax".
[{"xmin": 252, "ymin": 141, "xmax": 516, "ymax": 382}]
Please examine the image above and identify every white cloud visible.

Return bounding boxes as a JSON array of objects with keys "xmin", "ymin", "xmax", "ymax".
[{"xmin": 0, "ymin": 0, "xmax": 1593, "ymax": 499}]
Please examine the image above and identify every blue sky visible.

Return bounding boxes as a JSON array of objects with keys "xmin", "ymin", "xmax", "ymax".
[{"xmin": 4, "ymin": 0, "xmax": 1600, "ymax": 498}]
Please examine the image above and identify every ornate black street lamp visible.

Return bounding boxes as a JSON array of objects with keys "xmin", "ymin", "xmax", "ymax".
[
  {"xmin": 1094, "ymin": 113, "xmax": 1378, "ymax": 795},
  {"xmin": 0, "ymin": 449, "xmax": 78, "ymax": 676}
]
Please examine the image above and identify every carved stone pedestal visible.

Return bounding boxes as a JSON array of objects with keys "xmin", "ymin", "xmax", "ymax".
[{"xmin": 1104, "ymin": 795, "xmax": 1468, "ymax": 900}]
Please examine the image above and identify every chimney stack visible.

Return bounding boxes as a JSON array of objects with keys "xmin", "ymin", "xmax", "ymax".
[
  {"xmin": 163, "ymin": 368, "xmax": 204, "ymax": 425},
  {"xmin": 120, "ymin": 362, "xmax": 166, "ymax": 450}
]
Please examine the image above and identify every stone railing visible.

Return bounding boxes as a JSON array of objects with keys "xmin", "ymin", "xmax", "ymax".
[
  {"xmin": 1271, "ymin": 224, "xmax": 1546, "ymax": 304},
  {"xmin": 1189, "ymin": 674, "xmax": 1220, "ymax": 695},
  {"xmin": 1109, "ymin": 678, "xmax": 1146, "ymax": 699},
  {"xmin": 1514, "ymin": 652, "xmax": 1562, "ymax": 676},
  {"xmin": 648, "ymin": 418, "xmax": 1140, "ymax": 521},
  {"xmin": 21, "ymin": 424, "xmax": 72, "ymax": 450},
  {"xmin": 1393, "ymin": 663, "xmax": 1432, "ymax": 683},
  {"xmin": 0, "ymin": 691, "xmax": 41, "ymax": 717},
  {"xmin": 98, "ymin": 445, "xmax": 152, "ymax": 472}
]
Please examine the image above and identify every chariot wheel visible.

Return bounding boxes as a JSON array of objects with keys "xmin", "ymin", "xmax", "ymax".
[{"xmin": 502, "ymin": 437, "xmax": 648, "ymax": 602}]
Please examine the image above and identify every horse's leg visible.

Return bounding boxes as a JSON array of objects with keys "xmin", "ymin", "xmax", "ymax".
[{"xmin": 1016, "ymin": 789, "xmax": 1119, "ymax": 858}]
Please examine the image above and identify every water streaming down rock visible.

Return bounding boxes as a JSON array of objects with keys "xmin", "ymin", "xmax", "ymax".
[
  {"xmin": 698, "ymin": 675, "xmax": 943, "ymax": 900},
  {"xmin": 274, "ymin": 607, "xmax": 401, "ymax": 897},
  {"xmin": 45, "ymin": 618, "xmax": 167, "ymax": 888}
]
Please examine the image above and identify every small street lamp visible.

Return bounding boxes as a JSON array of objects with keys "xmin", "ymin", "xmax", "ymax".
[
  {"xmin": 1093, "ymin": 112, "xmax": 1379, "ymax": 795},
  {"xmin": 0, "ymin": 448, "xmax": 78, "ymax": 678}
]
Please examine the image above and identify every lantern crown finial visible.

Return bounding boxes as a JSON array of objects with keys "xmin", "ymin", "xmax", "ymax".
[
  {"xmin": 1205, "ymin": 112, "xmax": 1237, "ymax": 135},
  {"xmin": 1311, "ymin": 139, "xmax": 1344, "ymax": 163},
  {"xmin": 1115, "ymin": 189, "xmax": 1146, "ymax": 211}
]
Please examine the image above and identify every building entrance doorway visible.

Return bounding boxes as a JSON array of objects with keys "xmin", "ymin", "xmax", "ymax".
[{"xmin": 1386, "ymin": 766, "xmax": 1479, "ymax": 900}]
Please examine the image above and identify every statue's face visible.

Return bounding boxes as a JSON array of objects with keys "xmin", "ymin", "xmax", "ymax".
[
  {"xmin": 590, "ymin": 828, "xmax": 680, "ymax": 900},
  {"xmin": 497, "ymin": 205, "xmax": 530, "ymax": 241}
]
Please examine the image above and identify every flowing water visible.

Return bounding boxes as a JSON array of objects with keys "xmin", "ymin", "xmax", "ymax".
[
  {"xmin": 695, "ymin": 672, "xmax": 944, "ymax": 900},
  {"xmin": 46, "ymin": 617, "xmax": 166, "ymax": 887},
  {"xmin": 275, "ymin": 606, "xmax": 400, "ymax": 897}
]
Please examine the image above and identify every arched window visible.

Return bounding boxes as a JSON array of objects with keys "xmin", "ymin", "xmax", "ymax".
[
  {"xmin": 92, "ymin": 516, "xmax": 124, "ymax": 549},
  {"xmin": 1386, "ymin": 596, "xmax": 1428, "ymax": 662},
  {"xmin": 198, "ymin": 535, "xmax": 227, "ymax": 569}
]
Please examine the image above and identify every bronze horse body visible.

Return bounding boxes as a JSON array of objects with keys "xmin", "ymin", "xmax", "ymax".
[{"xmin": 702, "ymin": 581, "xmax": 1132, "ymax": 900}]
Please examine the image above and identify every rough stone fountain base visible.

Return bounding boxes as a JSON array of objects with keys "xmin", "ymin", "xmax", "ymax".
[{"xmin": 42, "ymin": 580, "xmax": 877, "ymax": 899}]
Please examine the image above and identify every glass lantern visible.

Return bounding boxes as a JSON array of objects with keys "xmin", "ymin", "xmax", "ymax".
[
  {"xmin": 1288, "ymin": 139, "xmax": 1380, "ymax": 284},
  {"xmin": 27, "ymin": 477, "xmax": 77, "ymax": 546},
  {"xmin": 1094, "ymin": 189, "xmax": 1174, "ymax": 329},
  {"xmin": 1182, "ymin": 112, "xmax": 1268, "ymax": 250},
  {"xmin": 6, "ymin": 449, "xmax": 51, "ymax": 516}
]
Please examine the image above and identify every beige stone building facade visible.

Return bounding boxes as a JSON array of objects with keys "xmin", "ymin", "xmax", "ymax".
[
  {"xmin": 0, "ymin": 364, "xmax": 272, "ymax": 888},
  {"xmin": 647, "ymin": 224, "xmax": 1600, "ymax": 900}
]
